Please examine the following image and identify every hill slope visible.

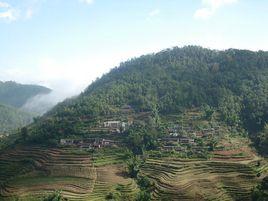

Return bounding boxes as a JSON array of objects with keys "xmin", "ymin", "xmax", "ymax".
[
  {"xmin": 29, "ymin": 46, "xmax": 268, "ymax": 154},
  {"xmin": 0, "ymin": 81, "xmax": 51, "ymax": 108},
  {"xmin": 0, "ymin": 104, "xmax": 33, "ymax": 136},
  {"xmin": 0, "ymin": 81, "xmax": 52, "ymax": 136}
]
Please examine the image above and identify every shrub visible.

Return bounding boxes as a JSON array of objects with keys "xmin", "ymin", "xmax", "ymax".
[{"xmin": 43, "ymin": 191, "xmax": 67, "ymax": 201}]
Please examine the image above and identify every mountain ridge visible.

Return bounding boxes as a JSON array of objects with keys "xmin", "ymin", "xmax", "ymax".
[
  {"xmin": 0, "ymin": 81, "xmax": 51, "ymax": 136},
  {"xmin": 0, "ymin": 81, "xmax": 51, "ymax": 108}
]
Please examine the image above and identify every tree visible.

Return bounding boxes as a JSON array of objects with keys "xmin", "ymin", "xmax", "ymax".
[
  {"xmin": 21, "ymin": 127, "xmax": 28, "ymax": 141},
  {"xmin": 219, "ymin": 95, "xmax": 241, "ymax": 126},
  {"xmin": 202, "ymin": 105, "xmax": 214, "ymax": 121},
  {"xmin": 126, "ymin": 156, "xmax": 142, "ymax": 178},
  {"xmin": 136, "ymin": 191, "xmax": 151, "ymax": 201},
  {"xmin": 43, "ymin": 191, "xmax": 67, "ymax": 201}
]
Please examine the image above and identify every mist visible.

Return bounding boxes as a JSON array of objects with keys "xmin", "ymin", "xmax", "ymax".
[{"xmin": 21, "ymin": 82, "xmax": 87, "ymax": 115}]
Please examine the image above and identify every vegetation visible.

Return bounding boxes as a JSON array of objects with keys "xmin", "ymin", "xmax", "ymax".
[
  {"xmin": 251, "ymin": 177, "xmax": 268, "ymax": 201},
  {"xmin": 0, "ymin": 81, "xmax": 51, "ymax": 108},
  {"xmin": 0, "ymin": 81, "xmax": 51, "ymax": 137},
  {"xmin": 43, "ymin": 191, "xmax": 67, "ymax": 201},
  {"xmin": 0, "ymin": 104, "xmax": 33, "ymax": 135},
  {"xmin": 126, "ymin": 123, "xmax": 160, "ymax": 155},
  {"xmin": 1, "ymin": 46, "xmax": 268, "ymax": 200},
  {"xmin": 21, "ymin": 46, "xmax": 268, "ymax": 155}
]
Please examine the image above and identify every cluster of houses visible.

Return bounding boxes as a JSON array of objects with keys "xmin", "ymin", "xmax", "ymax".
[
  {"xmin": 89, "ymin": 119, "xmax": 134, "ymax": 135},
  {"xmin": 60, "ymin": 138, "xmax": 119, "ymax": 149},
  {"xmin": 103, "ymin": 120, "xmax": 128, "ymax": 132},
  {"xmin": 168, "ymin": 124, "xmax": 221, "ymax": 138},
  {"xmin": 160, "ymin": 123, "xmax": 222, "ymax": 152}
]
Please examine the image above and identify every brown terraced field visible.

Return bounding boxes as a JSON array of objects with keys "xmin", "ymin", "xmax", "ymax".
[
  {"xmin": 0, "ymin": 145, "xmax": 266, "ymax": 201},
  {"xmin": 0, "ymin": 146, "xmax": 138, "ymax": 201},
  {"xmin": 140, "ymin": 158, "xmax": 260, "ymax": 201}
]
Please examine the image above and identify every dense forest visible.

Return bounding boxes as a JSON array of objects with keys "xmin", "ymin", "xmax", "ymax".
[
  {"xmin": 0, "ymin": 81, "xmax": 51, "ymax": 108},
  {"xmin": 23, "ymin": 46, "xmax": 268, "ymax": 155}
]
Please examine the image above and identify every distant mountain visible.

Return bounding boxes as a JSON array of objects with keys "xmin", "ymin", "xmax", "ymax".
[
  {"xmin": 0, "ymin": 104, "xmax": 33, "ymax": 135},
  {"xmin": 0, "ymin": 81, "xmax": 51, "ymax": 135},
  {"xmin": 0, "ymin": 81, "xmax": 51, "ymax": 108}
]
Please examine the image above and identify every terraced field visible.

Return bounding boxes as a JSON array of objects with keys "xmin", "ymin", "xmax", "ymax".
[
  {"xmin": 140, "ymin": 157, "xmax": 260, "ymax": 201},
  {"xmin": 0, "ymin": 144, "xmax": 265, "ymax": 201},
  {"xmin": 0, "ymin": 146, "xmax": 137, "ymax": 201}
]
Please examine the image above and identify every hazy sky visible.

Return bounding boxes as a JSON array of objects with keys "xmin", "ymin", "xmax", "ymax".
[{"xmin": 0, "ymin": 0, "xmax": 268, "ymax": 98}]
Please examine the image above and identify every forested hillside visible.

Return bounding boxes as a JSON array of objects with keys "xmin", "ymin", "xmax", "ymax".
[
  {"xmin": 26, "ymin": 46, "xmax": 268, "ymax": 155},
  {"xmin": 0, "ymin": 81, "xmax": 51, "ymax": 136},
  {"xmin": 0, "ymin": 104, "xmax": 33, "ymax": 135},
  {"xmin": 0, "ymin": 81, "xmax": 51, "ymax": 108}
]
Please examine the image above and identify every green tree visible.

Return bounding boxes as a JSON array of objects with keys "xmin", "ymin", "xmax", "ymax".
[{"xmin": 43, "ymin": 191, "xmax": 67, "ymax": 201}]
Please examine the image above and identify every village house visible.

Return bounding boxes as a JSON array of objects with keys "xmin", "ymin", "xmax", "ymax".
[
  {"xmin": 103, "ymin": 120, "xmax": 131, "ymax": 133},
  {"xmin": 60, "ymin": 138, "xmax": 119, "ymax": 149},
  {"xmin": 179, "ymin": 137, "xmax": 195, "ymax": 145},
  {"xmin": 162, "ymin": 146, "xmax": 184, "ymax": 152},
  {"xmin": 169, "ymin": 132, "xmax": 179, "ymax": 137},
  {"xmin": 60, "ymin": 139, "xmax": 75, "ymax": 146},
  {"xmin": 103, "ymin": 121, "xmax": 122, "ymax": 128},
  {"xmin": 101, "ymin": 139, "xmax": 118, "ymax": 147}
]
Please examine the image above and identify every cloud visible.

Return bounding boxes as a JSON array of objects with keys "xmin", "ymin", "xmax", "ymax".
[
  {"xmin": 79, "ymin": 0, "xmax": 94, "ymax": 5},
  {"xmin": 23, "ymin": 0, "xmax": 46, "ymax": 20},
  {"xmin": 0, "ymin": 8, "xmax": 19, "ymax": 21},
  {"xmin": 148, "ymin": 9, "xmax": 160, "ymax": 17},
  {"xmin": 0, "ymin": 1, "xmax": 19, "ymax": 21},
  {"xmin": 0, "ymin": 1, "xmax": 45, "ymax": 22},
  {"xmin": 194, "ymin": 0, "xmax": 238, "ymax": 19},
  {"xmin": 0, "ymin": 1, "xmax": 9, "ymax": 8}
]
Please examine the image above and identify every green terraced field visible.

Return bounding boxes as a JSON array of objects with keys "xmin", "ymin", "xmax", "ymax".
[
  {"xmin": 0, "ymin": 144, "xmax": 266, "ymax": 201},
  {"xmin": 140, "ymin": 158, "xmax": 260, "ymax": 201}
]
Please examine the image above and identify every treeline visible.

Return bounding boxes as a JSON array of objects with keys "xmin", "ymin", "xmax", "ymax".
[{"xmin": 26, "ymin": 46, "xmax": 268, "ymax": 155}]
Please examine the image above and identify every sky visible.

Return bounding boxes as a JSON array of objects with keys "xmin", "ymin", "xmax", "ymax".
[{"xmin": 0, "ymin": 0, "xmax": 268, "ymax": 101}]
